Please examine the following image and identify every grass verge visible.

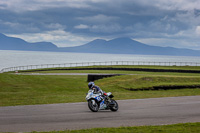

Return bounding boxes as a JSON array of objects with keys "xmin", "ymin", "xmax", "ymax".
[
  {"xmin": 32, "ymin": 122, "xmax": 200, "ymax": 133},
  {"xmin": 19, "ymin": 65, "xmax": 200, "ymax": 72},
  {"xmin": 1, "ymin": 71, "xmax": 200, "ymax": 106}
]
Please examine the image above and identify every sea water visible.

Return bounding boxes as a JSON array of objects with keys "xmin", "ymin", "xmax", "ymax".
[{"xmin": 1, "ymin": 50, "xmax": 200, "ymax": 70}]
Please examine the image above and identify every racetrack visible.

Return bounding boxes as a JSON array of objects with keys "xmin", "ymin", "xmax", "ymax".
[{"xmin": 0, "ymin": 96, "xmax": 200, "ymax": 132}]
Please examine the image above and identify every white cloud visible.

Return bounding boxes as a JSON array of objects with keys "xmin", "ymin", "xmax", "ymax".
[
  {"xmin": 45, "ymin": 23, "xmax": 66, "ymax": 30},
  {"xmin": 0, "ymin": 0, "xmax": 92, "ymax": 12},
  {"xmin": 77, "ymin": 14, "xmax": 119, "ymax": 24},
  {"xmin": 7, "ymin": 30, "xmax": 92, "ymax": 47},
  {"xmin": 1, "ymin": 0, "xmax": 200, "ymax": 50},
  {"xmin": 74, "ymin": 24, "xmax": 89, "ymax": 29},
  {"xmin": 136, "ymin": 0, "xmax": 200, "ymax": 10},
  {"xmin": 90, "ymin": 24, "xmax": 121, "ymax": 33},
  {"xmin": 196, "ymin": 26, "xmax": 200, "ymax": 36},
  {"xmin": 1, "ymin": 0, "xmax": 200, "ymax": 12},
  {"xmin": 2, "ymin": 21, "xmax": 41, "ymax": 33},
  {"xmin": 136, "ymin": 37, "xmax": 200, "ymax": 50}
]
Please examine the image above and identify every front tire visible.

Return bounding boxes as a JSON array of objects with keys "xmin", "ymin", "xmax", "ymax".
[
  {"xmin": 88, "ymin": 99, "xmax": 99, "ymax": 112},
  {"xmin": 110, "ymin": 99, "xmax": 118, "ymax": 112}
]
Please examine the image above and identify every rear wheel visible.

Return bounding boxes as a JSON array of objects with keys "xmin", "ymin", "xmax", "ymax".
[
  {"xmin": 88, "ymin": 99, "xmax": 99, "ymax": 112},
  {"xmin": 110, "ymin": 99, "xmax": 118, "ymax": 112}
]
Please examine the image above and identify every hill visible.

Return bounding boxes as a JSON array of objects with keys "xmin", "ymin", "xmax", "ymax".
[
  {"xmin": 59, "ymin": 37, "xmax": 200, "ymax": 56},
  {"xmin": 0, "ymin": 33, "xmax": 58, "ymax": 51},
  {"xmin": 1, "ymin": 33, "xmax": 200, "ymax": 56}
]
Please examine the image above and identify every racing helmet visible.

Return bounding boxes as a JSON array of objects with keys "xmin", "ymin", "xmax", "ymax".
[{"xmin": 88, "ymin": 82, "xmax": 95, "ymax": 89}]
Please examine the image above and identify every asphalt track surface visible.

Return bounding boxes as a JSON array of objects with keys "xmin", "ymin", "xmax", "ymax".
[{"xmin": 0, "ymin": 96, "xmax": 200, "ymax": 132}]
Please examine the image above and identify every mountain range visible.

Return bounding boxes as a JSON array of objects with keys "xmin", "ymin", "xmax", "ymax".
[
  {"xmin": 1, "ymin": 33, "xmax": 200, "ymax": 56},
  {"xmin": 0, "ymin": 33, "xmax": 58, "ymax": 51}
]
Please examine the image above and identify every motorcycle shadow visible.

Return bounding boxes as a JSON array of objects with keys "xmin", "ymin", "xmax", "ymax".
[{"xmin": 85, "ymin": 110, "xmax": 118, "ymax": 113}]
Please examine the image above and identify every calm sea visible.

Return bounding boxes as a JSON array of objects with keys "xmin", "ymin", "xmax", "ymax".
[{"xmin": 1, "ymin": 50, "xmax": 200, "ymax": 70}]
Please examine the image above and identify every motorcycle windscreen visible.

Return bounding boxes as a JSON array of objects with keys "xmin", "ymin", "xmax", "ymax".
[{"xmin": 109, "ymin": 94, "xmax": 114, "ymax": 98}]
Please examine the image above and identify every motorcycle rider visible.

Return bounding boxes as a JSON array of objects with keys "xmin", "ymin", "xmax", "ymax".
[{"xmin": 88, "ymin": 82, "xmax": 106, "ymax": 100}]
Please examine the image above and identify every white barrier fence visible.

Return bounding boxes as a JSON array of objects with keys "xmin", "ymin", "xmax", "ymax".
[{"xmin": 1, "ymin": 61, "xmax": 200, "ymax": 73}]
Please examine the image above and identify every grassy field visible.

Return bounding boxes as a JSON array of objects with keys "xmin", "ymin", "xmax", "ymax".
[
  {"xmin": 1, "ymin": 66, "xmax": 200, "ymax": 132},
  {"xmin": 0, "ymin": 74, "xmax": 88, "ymax": 106},
  {"xmin": 1, "ymin": 65, "xmax": 200, "ymax": 106},
  {"xmin": 33, "ymin": 122, "xmax": 200, "ymax": 133},
  {"xmin": 22, "ymin": 69, "xmax": 200, "ymax": 77}
]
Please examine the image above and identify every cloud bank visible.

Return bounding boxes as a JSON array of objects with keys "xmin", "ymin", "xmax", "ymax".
[{"xmin": 0, "ymin": 0, "xmax": 200, "ymax": 49}]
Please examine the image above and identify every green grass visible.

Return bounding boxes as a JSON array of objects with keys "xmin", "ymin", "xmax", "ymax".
[
  {"xmin": 32, "ymin": 122, "xmax": 200, "ymax": 133},
  {"xmin": 23, "ymin": 65, "xmax": 200, "ymax": 71},
  {"xmin": 16, "ymin": 65, "xmax": 200, "ymax": 74},
  {"xmin": 22, "ymin": 69, "xmax": 200, "ymax": 77},
  {"xmin": 1, "ymin": 71, "xmax": 200, "ymax": 106},
  {"xmin": 1, "ymin": 65, "xmax": 200, "ymax": 106},
  {"xmin": 98, "ymin": 75, "xmax": 200, "ymax": 90},
  {"xmin": 1, "ymin": 66, "xmax": 200, "ymax": 132},
  {"xmin": 95, "ymin": 75, "xmax": 200, "ymax": 100},
  {"xmin": 0, "ymin": 74, "xmax": 88, "ymax": 106},
  {"xmin": 110, "ymin": 65, "xmax": 200, "ymax": 70}
]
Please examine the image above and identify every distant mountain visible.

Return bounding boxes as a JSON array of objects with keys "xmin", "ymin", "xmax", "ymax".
[
  {"xmin": 1, "ymin": 33, "xmax": 200, "ymax": 56},
  {"xmin": 60, "ymin": 37, "xmax": 200, "ymax": 56},
  {"xmin": 0, "ymin": 33, "xmax": 58, "ymax": 51}
]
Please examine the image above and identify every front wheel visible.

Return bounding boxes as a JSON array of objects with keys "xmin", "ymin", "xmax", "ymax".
[
  {"xmin": 88, "ymin": 99, "xmax": 99, "ymax": 112},
  {"xmin": 109, "ymin": 99, "xmax": 118, "ymax": 112}
]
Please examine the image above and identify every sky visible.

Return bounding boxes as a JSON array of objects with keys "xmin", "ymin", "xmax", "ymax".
[{"xmin": 0, "ymin": 0, "xmax": 200, "ymax": 50}]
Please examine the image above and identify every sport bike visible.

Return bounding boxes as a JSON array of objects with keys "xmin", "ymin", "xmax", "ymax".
[{"xmin": 85, "ymin": 90, "xmax": 118, "ymax": 112}]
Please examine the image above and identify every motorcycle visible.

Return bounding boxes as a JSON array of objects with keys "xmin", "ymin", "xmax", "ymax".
[{"xmin": 85, "ymin": 89, "xmax": 118, "ymax": 112}]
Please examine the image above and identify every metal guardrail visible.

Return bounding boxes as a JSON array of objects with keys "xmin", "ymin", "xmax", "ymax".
[{"xmin": 1, "ymin": 61, "xmax": 200, "ymax": 73}]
